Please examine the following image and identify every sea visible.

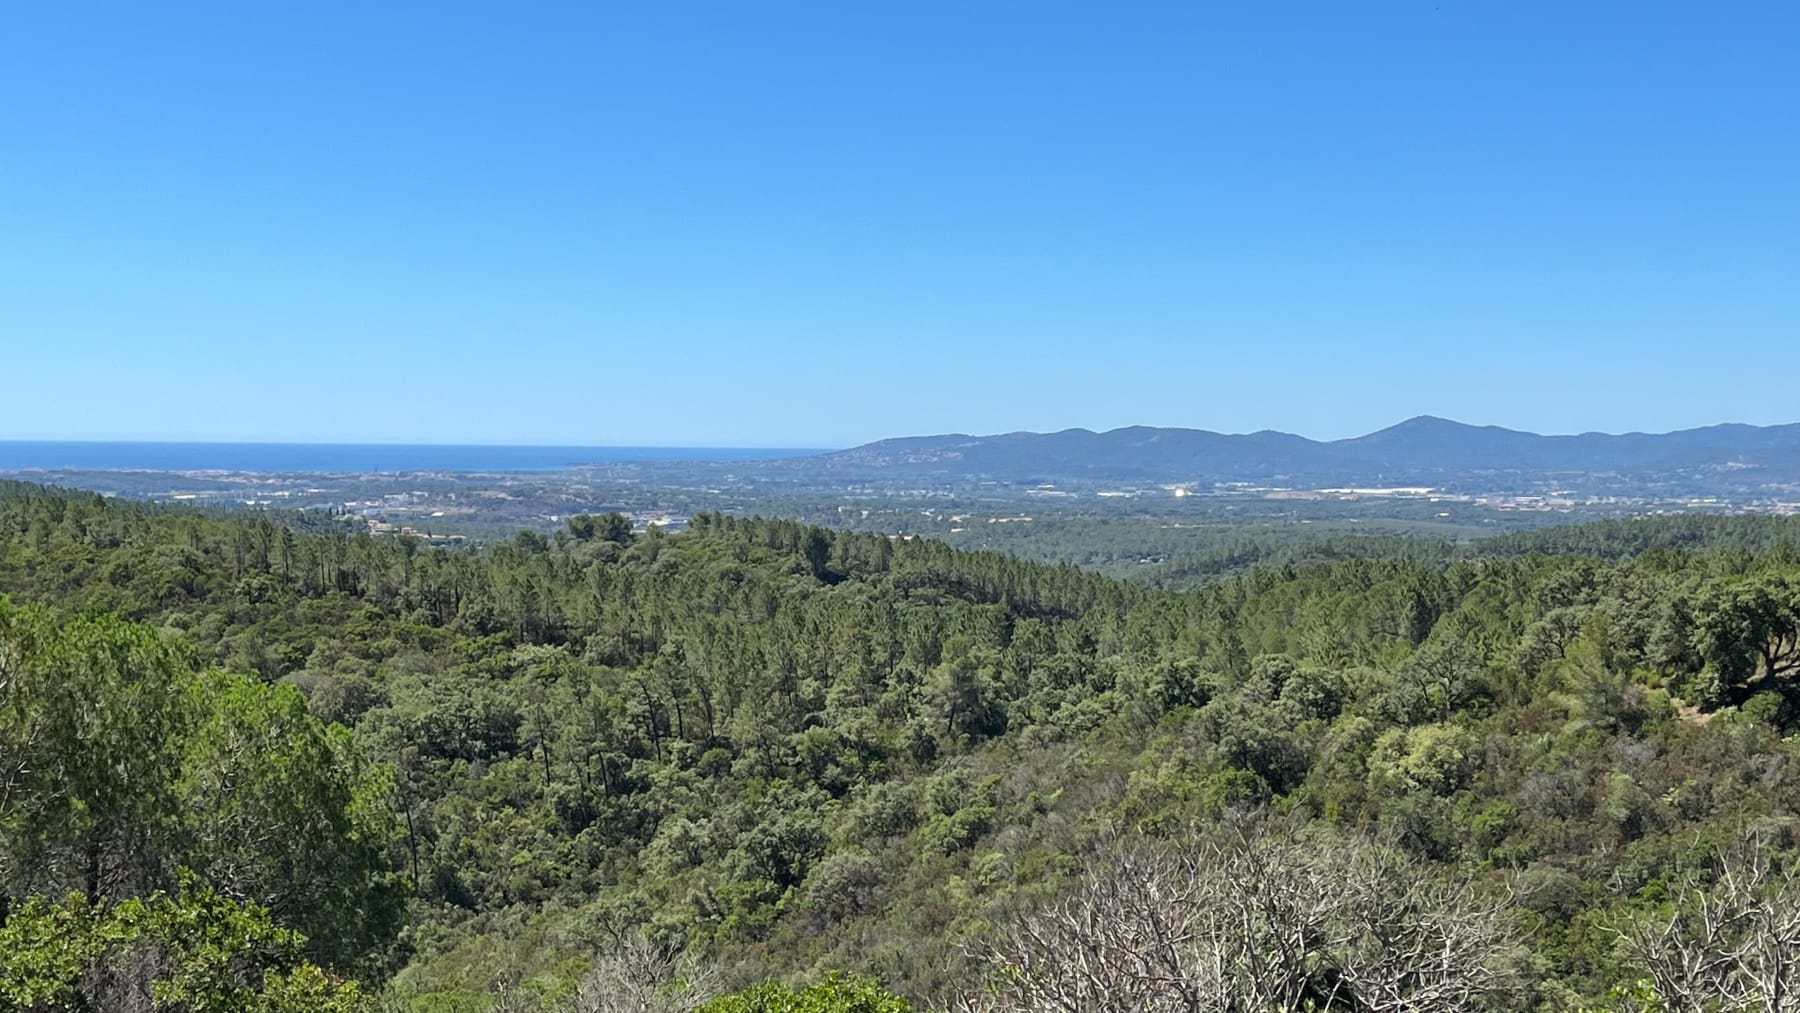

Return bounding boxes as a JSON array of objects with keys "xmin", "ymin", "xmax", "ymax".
[{"xmin": 0, "ymin": 442, "xmax": 827, "ymax": 473}]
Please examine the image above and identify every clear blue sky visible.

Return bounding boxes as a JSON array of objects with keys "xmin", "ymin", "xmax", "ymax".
[{"xmin": 3, "ymin": 2, "xmax": 1795, "ymax": 448}]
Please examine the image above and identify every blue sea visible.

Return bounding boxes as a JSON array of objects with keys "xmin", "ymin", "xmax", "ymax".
[{"xmin": 0, "ymin": 442, "xmax": 827, "ymax": 473}]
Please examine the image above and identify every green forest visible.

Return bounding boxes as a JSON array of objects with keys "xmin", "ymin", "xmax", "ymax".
[{"xmin": 5, "ymin": 479, "xmax": 1800, "ymax": 1011}]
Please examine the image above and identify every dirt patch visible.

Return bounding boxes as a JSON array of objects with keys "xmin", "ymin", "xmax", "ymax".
[{"xmin": 1672, "ymin": 697, "xmax": 1714, "ymax": 726}]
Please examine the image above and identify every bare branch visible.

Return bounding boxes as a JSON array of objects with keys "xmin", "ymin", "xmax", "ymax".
[{"xmin": 967, "ymin": 817, "xmax": 1518, "ymax": 1012}]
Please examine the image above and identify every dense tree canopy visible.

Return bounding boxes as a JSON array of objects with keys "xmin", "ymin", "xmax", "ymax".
[{"xmin": 5, "ymin": 480, "xmax": 1800, "ymax": 1010}]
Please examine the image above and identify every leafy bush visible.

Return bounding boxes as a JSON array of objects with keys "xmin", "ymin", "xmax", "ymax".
[{"xmin": 697, "ymin": 976, "xmax": 909, "ymax": 1013}]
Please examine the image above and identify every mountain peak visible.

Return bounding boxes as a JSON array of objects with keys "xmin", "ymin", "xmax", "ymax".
[
  {"xmin": 1379, "ymin": 415, "xmax": 1487, "ymax": 435},
  {"xmin": 1396, "ymin": 414, "xmax": 1461, "ymax": 428}
]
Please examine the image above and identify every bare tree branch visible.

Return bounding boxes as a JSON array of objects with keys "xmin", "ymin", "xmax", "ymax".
[
  {"xmin": 568, "ymin": 936, "xmax": 719, "ymax": 1013},
  {"xmin": 964, "ymin": 816, "xmax": 1518, "ymax": 1012},
  {"xmin": 1617, "ymin": 829, "xmax": 1800, "ymax": 1013}
]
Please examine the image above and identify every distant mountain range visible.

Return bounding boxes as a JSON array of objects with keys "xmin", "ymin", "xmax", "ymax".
[{"xmin": 796, "ymin": 417, "xmax": 1800, "ymax": 493}]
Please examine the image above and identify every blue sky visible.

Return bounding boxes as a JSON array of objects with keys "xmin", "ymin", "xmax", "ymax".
[{"xmin": 2, "ymin": 2, "xmax": 1795, "ymax": 448}]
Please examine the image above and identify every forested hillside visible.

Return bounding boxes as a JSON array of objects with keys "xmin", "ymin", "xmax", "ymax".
[{"xmin": 5, "ymin": 480, "xmax": 1800, "ymax": 1010}]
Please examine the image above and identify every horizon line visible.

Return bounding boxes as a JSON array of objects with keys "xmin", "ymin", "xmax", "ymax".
[
  {"xmin": 0, "ymin": 438, "xmax": 838, "ymax": 451},
  {"xmin": 4, "ymin": 415, "xmax": 1799, "ymax": 450}
]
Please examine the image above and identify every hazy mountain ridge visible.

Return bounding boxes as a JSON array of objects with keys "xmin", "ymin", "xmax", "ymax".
[{"xmin": 807, "ymin": 416, "xmax": 1800, "ymax": 490}]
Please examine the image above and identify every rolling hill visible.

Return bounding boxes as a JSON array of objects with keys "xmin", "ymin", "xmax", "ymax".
[{"xmin": 796, "ymin": 416, "xmax": 1800, "ymax": 491}]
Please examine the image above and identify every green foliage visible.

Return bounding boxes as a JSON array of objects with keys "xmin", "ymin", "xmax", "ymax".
[
  {"xmin": 176, "ymin": 673, "xmax": 404, "ymax": 975},
  {"xmin": 0, "ymin": 597, "xmax": 403, "ymax": 987},
  {"xmin": 1369, "ymin": 724, "xmax": 1480, "ymax": 796},
  {"xmin": 8, "ymin": 483, "xmax": 1800, "ymax": 1008},
  {"xmin": 0, "ymin": 880, "xmax": 371, "ymax": 1012},
  {"xmin": 697, "ymin": 976, "xmax": 910, "ymax": 1013}
]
